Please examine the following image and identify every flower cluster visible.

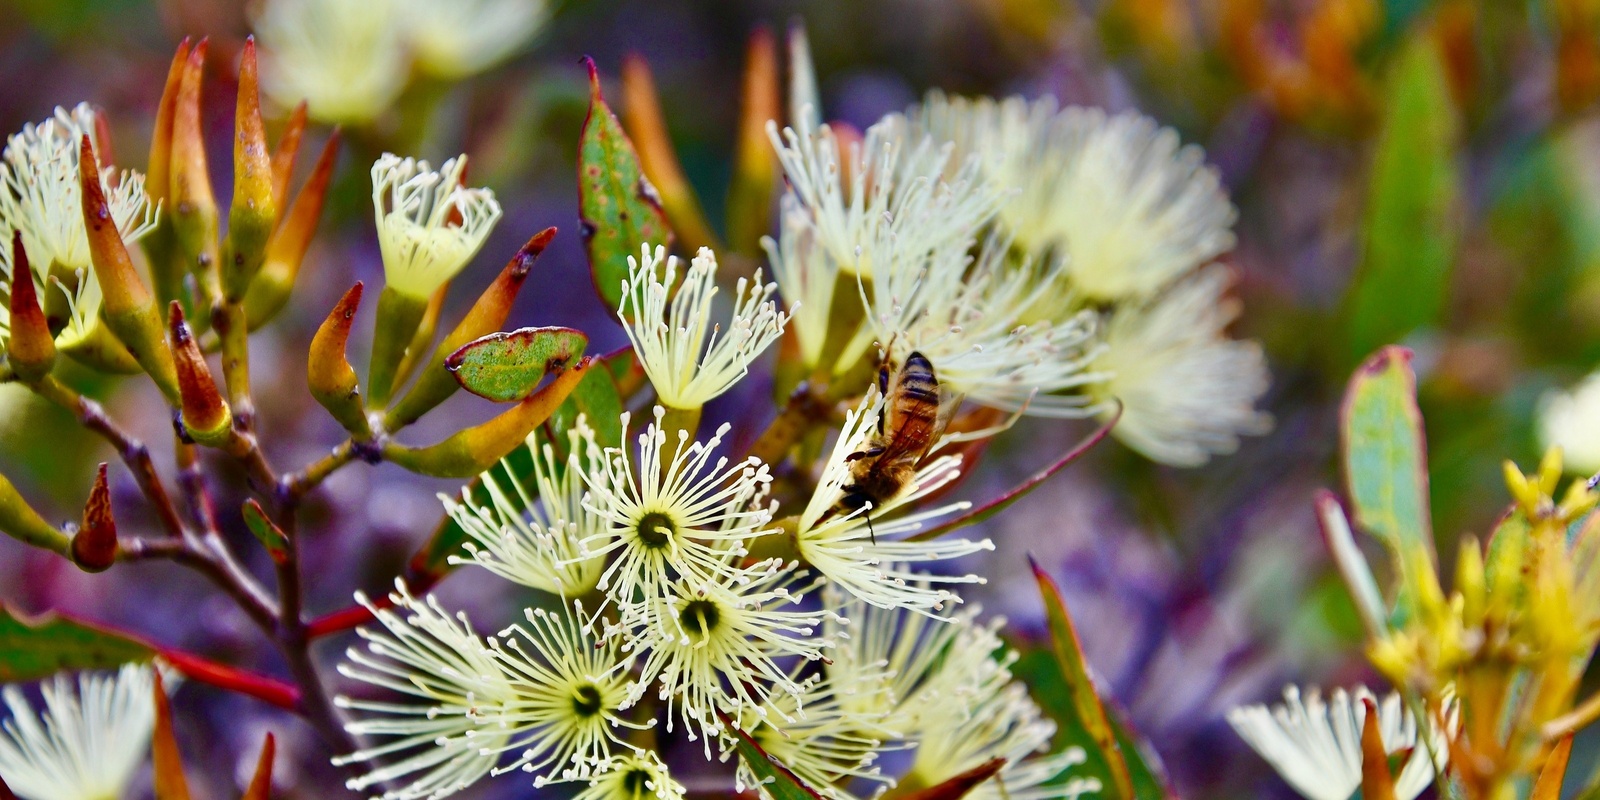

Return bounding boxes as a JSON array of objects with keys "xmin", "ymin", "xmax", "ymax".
[{"xmin": 254, "ymin": 0, "xmax": 550, "ymax": 124}]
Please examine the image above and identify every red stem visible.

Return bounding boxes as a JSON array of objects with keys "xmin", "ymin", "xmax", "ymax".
[
  {"xmin": 159, "ymin": 648, "xmax": 301, "ymax": 711},
  {"xmin": 306, "ymin": 571, "xmax": 437, "ymax": 639}
]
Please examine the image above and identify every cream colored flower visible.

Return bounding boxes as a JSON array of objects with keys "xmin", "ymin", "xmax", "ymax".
[
  {"xmin": 333, "ymin": 582, "xmax": 515, "ymax": 799},
  {"xmin": 733, "ymin": 665, "xmax": 901, "ymax": 800},
  {"xmin": 1539, "ymin": 369, "xmax": 1600, "ymax": 474},
  {"xmin": 797, "ymin": 390, "xmax": 992, "ymax": 612},
  {"xmin": 1227, "ymin": 685, "xmax": 1455, "ymax": 800},
  {"xmin": 445, "ymin": 423, "xmax": 608, "ymax": 596},
  {"xmin": 0, "ymin": 103, "xmax": 157, "ymax": 277},
  {"xmin": 913, "ymin": 93, "xmax": 1236, "ymax": 303},
  {"xmin": 0, "ymin": 664, "xmax": 158, "ymax": 800},
  {"xmin": 401, "ymin": 0, "xmax": 548, "ymax": 79},
  {"xmin": 254, "ymin": 0, "xmax": 409, "ymax": 124},
  {"xmin": 573, "ymin": 752, "xmax": 686, "ymax": 800},
  {"xmin": 624, "ymin": 559, "xmax": 837, "ymax": 753},
  {"xmin": 371, "ymin": 153, "xmax": 502, "ymax": 299},
  {"xmin": 619, "ymin": 245, "xmax": 789, "ymax": 409},
  {"xmin": 1091, "ymin": 266, "xmax": 1271, "ymax": 466}
]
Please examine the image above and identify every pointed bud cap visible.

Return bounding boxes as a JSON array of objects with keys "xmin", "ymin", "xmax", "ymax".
[
  {"xmin": 308, "ymin": 282, "xmax": 370, "ymax": 437},
  {"xmin": 169, "ymin": 38, "xmax": 220, "ymax": 283},
  {"xmin": 224, "ymin": 37, "xmax": 277, "ymax": 300},
  {"xmin": 169, "ymin": 301, "xmax": 231, "ymax": 444},
  {"xmin": 72, "ymin": 463, "xmax": 117, "ymax": 572},
  {"xmin": 6, "ymin": 232, "xmax": 55, "ymax": 381},
  {"xmin": 151, "ymin": 670, "xmax": 193, "ymax": 800},
  {"xmin": 243, "ymin": 129, "xmax": 341, "ymax": 328}
]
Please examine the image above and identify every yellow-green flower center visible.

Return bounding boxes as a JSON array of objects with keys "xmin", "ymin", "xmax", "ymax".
[
  {"xmin": 570, "ymin": 683, "xmax": 603, "ymax": 717},
  {"xmin": 679, "ymin": 599, "xmax": 721, "ymax": 640},
  {"xmin": 634, "ymin": 511, "xmax": 676, "ymax": 549}
]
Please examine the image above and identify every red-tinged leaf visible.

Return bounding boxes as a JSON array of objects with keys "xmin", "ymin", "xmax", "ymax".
[
  {"xmin": 1532, "ymin": 735, "xmax": 1573, "ymax": 800},
  {"xmin": 603, "ymin": 345, "xmax": 647, "ymax": 398},
  {"xmin": 242, "ymin": 499, "xmax": 290, "ymax": 566},
  {"xmin": 1359, "ymin": 698, "xmax": 1397, "ymax": 800},
  {"xmin": 447, "ymin": 327, "xmax": 589, "ymax": 402},
  {"xmin": 907, "ymin": 408, "xmax": 1119, "ymax": 542},
  {"xmin": 1342, "ymin": 346, "xmax": 1433, "ymax": 557},
  {"xmin": 242, "ymin": 733, "xmax": 275, "ymax": 800},
  {"xmin": 578, "ymin": 56, "xmax": 673, "ymax": 315},
  {"xmin": 900, "ymin": 758, "xmax": 1007, "ymax": 800},
  {"xmin": 0, "ymin": 605, "xmax": 155, "ymax": 682},
  {"xmin": 152, "ymin": 670, "xmax": 193, "ymax": 800},
  {"xmin": 1031, "ymin": 557, "xmax": 1135, "ymax": 800},
  {"xmin": 721, "ymin": 716, "xmax": 827, "ymax": 800}
]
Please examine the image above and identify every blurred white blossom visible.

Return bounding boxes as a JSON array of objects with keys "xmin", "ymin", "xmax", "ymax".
[
  {"xmin": 1539, "ymin": 369, "xmax": 1600, "ymax": 473},
  {"xmin": 0, "ymin": 664, "xmax": 158, "ymax": 800}
]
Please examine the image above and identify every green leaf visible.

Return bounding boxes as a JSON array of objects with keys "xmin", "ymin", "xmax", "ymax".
[
  {"xmin": 725, "ymin": 721, "xmax": 826, "ymax": 800},
  {"xmin": 545, "ymin": 357, "xmax": 624, "ymax": 451},
  {"xmin": 579, "ymin": 57, "xmax": 673, "ymax": 314},
  {"xmin": 0, "ymin": 605, "xmax": 155, "ymax": 682},
  {"xmin": 1341, "ymin": 346, "xmax": 1434, "ymax": 561},
  {"xmin": 446, "ymin": 327, "xmax": 588, "ymax": 403},
  {"xmin": 601, "ymin": 345, "xmax": 647, "ymax": 398},
  {"xmin": 1343, "ymin": 35, "xmax": 1461, "ymax": 365},
  {"xmin": 1031, "ymin": 557, "xmax": 1137, "ymax": 800}
]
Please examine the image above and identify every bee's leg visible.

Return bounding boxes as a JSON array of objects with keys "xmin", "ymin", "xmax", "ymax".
[
  {"xmin": 865, "ymin": 512, "xmax": 876, "ymax": 546},
  {"xmin": 845, "ymin": 445, "xmax": 885, "ymax": 462}
]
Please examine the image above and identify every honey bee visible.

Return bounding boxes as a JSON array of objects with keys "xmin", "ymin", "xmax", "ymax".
[{"xmin": 834, "ymin": 350, "xmax": 952, "ymax": 543}]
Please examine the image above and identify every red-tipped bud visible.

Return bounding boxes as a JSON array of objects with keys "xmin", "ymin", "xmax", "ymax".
[
  {"xmin": 243, "ymin": 129, "xmax": 341, "ymax": 328},
  {"xmin": 270, "ymin": 102, "xmax": 309, "ymax": 213},
  {"xmin": 224, "ymin": 37, "xmax": 277, "ymax": 301},
  {"xmin": 242, "ymin": 733, "xmax": 277, "ymax": 800},
  {"xmin": 384, "ymin": 356, "xmax": 595, "ymax": 477},
  {"xmin": 148, "ymin": 38, "xmax": 193, "ymax": 200},
  {"xmin": 727, "ymin": 25, "xmax": 781, "ymax": 254},
  {"xmin": 308, "ymin": 282, "xmax": 370, "ymax": 437},
  {"xmin": 170, "ymin": 38, "xmax": 220, "ymax": 286},
  {"xmin": 79, "ymin": 136, "xmax": 179, "ymax": 401},
  {"xmin": 385, "ymin": 228, "xmax": 556, "ymax": 428},
  {"xmin": 7, "ymin": 232, "xmax": 55, "ymax": 381},
  {"xmin": 169, "ymin": 301, "xmax": 231, "ymax": 443},
  {"xmin": 72, "ymin": 463, "xmax": 117, "ymax": 572}
]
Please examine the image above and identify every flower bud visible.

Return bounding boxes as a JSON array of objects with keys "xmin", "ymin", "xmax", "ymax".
[
  {"xmin": 308, "ymin": 282, "xmax": 370, "ymax": 437},
  {"xmin": 0, "ymin": 469, "xmax": 71, "ymax": 558},
  {"xmin": 243, "ymin": 129, "xmax": 340, "ymax": 329},
  {"xmin": 169, "ymin": 301, "xmax": 232, "ymax": 444},
  {"xmin": 385, "ymin": 228, "xmax": 554, "ymax": 428},
  {"xmin": 383, "ymin": 356, "xmax": 593, "ymax": 477},
  {"xmin": 72, "ymin": 462, "xmax": 117, "ymax": 572},
  {"xmin": 170, "ymin": 39, "xmax": 220, "ymax": 292},
  {"xmin": 6, "ymin": 232, "xmax": 56, "ymax": 381},
  {"xmin": 79, "ymin": 136, "xmax": 180, "ymax": 402},
  {"xmin": 144, "ymin": 39, "xmax": 197, "ymax": 313},
  {"xmin": 270, "ymin": 102, "xmax": 308, "ymax": 213},
  {"xmin": 727, "ymin": 26, "xmax": 780, "ymax": 254},
  {"xmin": 223, "ymin": 38, "xmax": 277, "ymax": 301}
]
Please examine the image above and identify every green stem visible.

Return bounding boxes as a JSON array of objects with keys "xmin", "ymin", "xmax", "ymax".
[{"xmin": 367, "ymin": 286, "xmax": 428, "ymax": 410}]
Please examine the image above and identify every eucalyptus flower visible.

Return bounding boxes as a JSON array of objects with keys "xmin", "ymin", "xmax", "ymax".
[
  {"xmin": 1227, "ymin": 685, "xmax": 1455, "ymax": 800},
  {"xmin": 1539, "ymin": 369, "xmax": 1600, "ymax": 474},
  {"xmin": 625, "ymin": 559, "xmax": 838, "ymax": 753},
  {"xmin": 619, "ymin": 245, "xmax": 789, "ymax": 410},
  {"xmin": 575, "ymin": 407, "xmax": 777, "ymax": 620},
  {"xmin": 573, "ymin": 751, "xmax": 686, "ymax": 800},
  {"xmin": 797, "ymin": 390, "xmax": 992, "ymax": 612},
  {"xmin": 254, "ymin": 0, "xmax": 409, "ymax": 124},
  {"xmin": 446, "ymin": 423, "xmax": 608, "ymax": 596},
  {"xmin": 371, "ymin": 153, "xmax": 502, "ymax": 300},
  {"xmin": 913, "ymin": 93, "xmax": 1236, "ymax": 303},
  {"xmin": 400, "ymin": 0, "xmax": 549, "ymax": 79},
  {"xmin": 733, "ymin": 666, "xmax": 901, "ymax": 800},
  {"xmin": 333, "ymin": 582, "xmax": 515, "ymax": 800},
  {"xmin": 0, "ymin": 664, "xmax": 158, "ymax": 800},
  {"xmin": 898, "ymin": 616, "xmax": 1100, "ymax": 800},
  {"xmin": 823, "ymin": 587, "xmax": 973, "ymax": 723},
  {"xmin": 484, "ymin": 600, "xmax": 646, "ymax": 786},
  {"xmin": 1, "ymin": 103, "xmax": 158, "ymax": 277},
  {"xmin": 1091, "ymin": 266, "xmax": 1271, "ymax": 466}
]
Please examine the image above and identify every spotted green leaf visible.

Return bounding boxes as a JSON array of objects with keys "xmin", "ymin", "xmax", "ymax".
[{"xmin": 447, "ymin": 327, "xmax": 588, "ymax": 403}]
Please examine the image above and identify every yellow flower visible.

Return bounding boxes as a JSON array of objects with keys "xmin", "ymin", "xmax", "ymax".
[{"xmin": 371, "ymin": 153, "xmax": 502, "ymax": 300}]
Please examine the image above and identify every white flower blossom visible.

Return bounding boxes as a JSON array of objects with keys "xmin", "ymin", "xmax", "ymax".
[
  {"xmin": 446, "ymin": 423, "xmax": 608, "ymax": 596},
  {"xmin": 1227, "ymin": 685, "xmax": 1456, "ymax": 800},
  {"xmin": 400, "ymin": 0, "xmax": 548, "ymax": 79},
  {"xmin": 625, "ymin": 559, "xmax": 837, "ymax": 753},
  {"xmin": 620, "ymin": 245, "xmax": 789, "ymax": 409},
  {"xmin": 333, "ymin": 582, "xmax": 515, "ymax": 800},
  {"xmin": 797, "ymin": 390, "xmax": 992, "ymax": 612},
  {"xmin": 576, "ymin": 408, "xmax": 777, "ymax": 623},
  {"xmin": 255, "ymin": 0, "xmax": 409, "ymax": 124},
  {"xmin": 574, "ymin": 751, "xmax": 686, "ymax": 800},
  {"xmin": 733, "ymin": 664, "xmax": 902, "ymax": 799},
  {"xmin": 1539, "ymin": 369, "xmax": 1600, "ymax": 474},
  {"xmin": 483, "ymin": 600, "xmax": 646, "ymax": 786},
  {"xmin": 913, "ymin": 93, "xmax": 1236, "ymax": 303},
  {"xmin": 0, "ymin": 664, "xmax": 158, "ymax": 800},
  {"xmin": 371, "ymin": 153, "xmax": 502, "ymax": 299},
  {"xmin": 0, "ymin": 103, "xmax": 158, "ymax": 277},
  {"xmin": 1092, "ymin": 266, "xmax": 1271, "ymax": 466}
]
